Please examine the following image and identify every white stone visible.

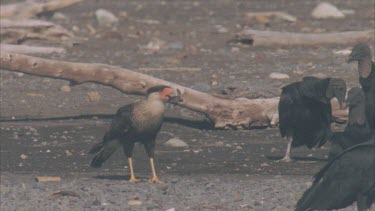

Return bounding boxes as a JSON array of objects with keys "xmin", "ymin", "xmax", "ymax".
[
  {"xmin": 164, "ymin": 138, "xmax": 188, "ymax": 148},
  {"xmin": 333, "ymin": 49, "xmax": 351, "ymax": 56},
  {"xmin": 95, "ymin": 9, "xmax": 119, "ymax": 26},
  {"xmin": 60, "ymin": 85, "xmax": 71, "ymax": 92},
  {"xmin": 311, "ymin": 2, "xmax": 345, "ymax": 19},
  {"xmin": 269, "ymin": 72, "xmax": 290, "ymax": 80}
]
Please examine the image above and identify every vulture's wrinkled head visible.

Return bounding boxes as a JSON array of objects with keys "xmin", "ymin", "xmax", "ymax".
[
  {"xmin": 347, "ymin": 43, "xmax": 372, "ymax": 63},
  {"xmin": 147, "ymin": 85, "xmax": 174, "ymax": 101},
  {"xmin": 346, "ymin": 87, "xmax": 365, "ymax": 107},
  {"xmin": 326, "ymin": 78, "xmax": 347, "ymax": 109}
]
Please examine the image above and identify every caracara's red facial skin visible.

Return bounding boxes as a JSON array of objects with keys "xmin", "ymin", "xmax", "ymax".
[{"xmin": 159, "ymin": 87, "xmax": 174, "ymax": 100}]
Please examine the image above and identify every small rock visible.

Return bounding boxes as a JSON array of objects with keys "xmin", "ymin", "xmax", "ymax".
[
  {"xmin": 213, "ymin": 141, "xmax": 225, "ymax": 147},
  {"xmin": 41, "ymin": 141, "xmax": 47, "ymax": 146},
  {"xmin": 20, "ymin": 154, "xmax": 28, "ymax": 160},
  {"xmin": 16, "ymin": 72, "xmax": 24, "ymax": 77},
  {"xmin": 269, "ymin": 72, "xmax": 290, "ymax": 80},
  {"xmin": 235, "ymin": 146, "xmax": 243, "ymax": 150},
  {"xmin": 270, "ymin": 147, "xmax": 277, "ymax": 153},
  {"xmin": 225, "ymin": 144, "xmax": 232, "ymax": 148},
  {"xmin": 333, "ymin": 49, "xmax": 351, "ymax": 56},
  {"xmin": 128, "ymin": 200, "xmax": 142, "ymax": 206},
  {"xmin": 164, "ymin": 138, "xmax": 188, "ymax": 148},
  {"xmin": 52, "ymin": 12, "xmax": 68, "ymax": 21},
  {"xmin": 215, "ymin": 25, "xmax": 228, "ymax": 33},
  {"xmin": 60, "ymin": 85, "xmax": 71, "ymax": 92},
  {"xmin": 311, "ymin": 2, "xmax": 345, "ymax": 19},
  {"xmin": 95, "ymin": 9, "xmax": 119, "ymax": 26},
  {"xmin": 72, "ymin": 25, "xmax": 80, "ymax": 32}
]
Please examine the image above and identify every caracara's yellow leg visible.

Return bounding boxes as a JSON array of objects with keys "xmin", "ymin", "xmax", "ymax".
[
  {"xmin": 149, "ymin": 158, "xmax": 161, "ymax": 183},
  {"xmin": 128, "ymin": 157, "xmax": 140, "ymax": 182}
]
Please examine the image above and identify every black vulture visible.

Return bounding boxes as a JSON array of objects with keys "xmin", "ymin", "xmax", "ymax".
[
  {"xmin": 295, "ymin": 140, "xmax": 375, "ymax": 211},
  {"xmin": 278, "ymin": 76, "xmax": 346, "ymax": 162},
  {"xmin": 329, "ymin": 87, "xmax": 374, "ymax": 160},
  {"xmin": 348, "ymin": 43, "xmax": 375, "ymax": 130},
  {"xmin": 89, "ymin": 85, "xmax": 177, "ymax": 183}
]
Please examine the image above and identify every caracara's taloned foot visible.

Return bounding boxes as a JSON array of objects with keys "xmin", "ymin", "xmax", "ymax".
[
  {"xmin": 148, "ymin": 158, "xmax": 161, "ymax": 183},
  {"xmin": 279, "ymin": 156, "xmax": 292, "ymax": 163}
]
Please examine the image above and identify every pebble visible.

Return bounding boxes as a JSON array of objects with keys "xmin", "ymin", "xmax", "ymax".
[
  {"xmin": 311, "ymin": 2, "xmax": 345, "ymax": 19},
  {"xmin": 235, "ymin": 146, "xmax": 243, "ymax": 150},
  {"xmin": 269, "ymin": 72, "xmax": 290, "ymax": 80},
  {"xmin": 52, "ymin": 12, "xmax": 68, "ymax": 21},
  {"xmin": 95, "ymin": 9, "xmax": 119, "ymax": 26},
  {"xmin": 60, "ymin": 85, "xmax": 71, "ymax": 92},
  {"xmin": 128, "ymin": 200, "xmax": 142, "ymax": 206},
  {"xmin": 164, "ymin": 138, "xmax": 188, "ymax": 148}
]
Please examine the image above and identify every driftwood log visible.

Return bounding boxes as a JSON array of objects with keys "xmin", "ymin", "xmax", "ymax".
[
  {"xmin": 0, "ymin": 44, "xmax": 66, "ymax": 55},
  {"xmin": 0, "ymin": 52, "xmax": 347, "ymax": 129},
  {"xmin": 233, "ymin": 29, "xmax": 374, "ymax": 47},
  {"xmin": 0, "ymin": 19, "xmax": 79, "ymax": 45},
  {"xmin": 0, "ymin": 0, "xmax": 83, "ymax": 19}
]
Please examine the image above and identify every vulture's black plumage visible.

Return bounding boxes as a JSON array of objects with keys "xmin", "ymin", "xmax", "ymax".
[
  {"xmin": 295, "ymin": 140, "xmax": 375, "ymax": 211},
  {"xmin": 348, "ymin": 43, "xmax": 375, "ymax": 130},
  {"xmin": 89, "ymin": 85, "xmax": 175, "ymax": 183},
  {"xmin": 278, "ymin": 76, "xmax": 346, "ymax": 162},
  {"xmin": 329, "ymin": 87, "xmax": 374, "ymax": 160}
]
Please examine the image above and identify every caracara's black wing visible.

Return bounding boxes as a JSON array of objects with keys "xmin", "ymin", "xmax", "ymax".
[
  {"xmin": 89, "ymin": 103, "xmax": 135, "ymax": 167},
  {"xmin": 295, "ymin": 141, "xmax": 375, "ymax": 211}
]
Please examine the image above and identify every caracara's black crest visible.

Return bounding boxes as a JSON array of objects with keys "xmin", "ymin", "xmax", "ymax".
[{"xmin": 147, "ymin": 85, "xmax": 171, "ymax": 95}]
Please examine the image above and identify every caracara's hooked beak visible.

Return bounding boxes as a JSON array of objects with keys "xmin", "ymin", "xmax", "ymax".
[{"xmin": 166, "ymin": 89, "xmax": 183, "ymax": 103}]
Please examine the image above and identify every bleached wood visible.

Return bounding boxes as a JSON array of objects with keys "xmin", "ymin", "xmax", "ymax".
[{"xmin": 0, "ymin": 52, "xmax": 347, "ymax": 129}]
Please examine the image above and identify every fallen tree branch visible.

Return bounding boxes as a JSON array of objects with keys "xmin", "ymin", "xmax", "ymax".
[
  {"xmin": 231, "ymin": 29, "xmax": 374, "ymax": 46},
  {"xmin": 0, "ymin": 44, "xmax": 66, "ymax": 55},
  {"xmin": 244, "ymin": 11, "xmax": 297, "ymax": 23},
  {"xmin": 0, "ymin": 52, "xmax": 347, "ymax": 129},
  {"xmin": 0, "ymin": 19, "xmax": 79, "ymax": 45},
  {"xmin": 0, "ymin": 0, "xmax": 83, "ymax": 19}
]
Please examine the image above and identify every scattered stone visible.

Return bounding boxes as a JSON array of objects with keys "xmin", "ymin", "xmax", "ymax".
[
  {"xmin": 333, "ymin": 49, "xmax": 351, "ymax": 56},
  {"xmin": 213, "ymin": 141, "xmax": 225, "ymax": 147},
  {"xmin": 86, "ymin": 91, "xmax": 101, "ymax": 103},
  {"xmin": 270, "ymin": 147, "xmax": 277, "ymax": 153},
  {"xmin": 72, "ymin": 25, "xmax": 80, "ymax": 32},
  {"xmin": 235, "ymin": 146, "xmax": 243, "ymax": 150},
  {"xmin": 16, "ymin": 72, "xmax": 24, "ymax": 77},
  {"xmin": 139, "ymin": 38, "xmax": 166, "ymax": 55},
  {"xmin": 311, "ymin": 2, "xmax": 345, "ymax": 19},
  {"xmin": 215, "ymin": 25, "xmax": 228, "ymax": 33},
  {"xmin": 225, "ymin": 144, "xmax": 232, "ymax": 148},
  {"xmin": 52, "ymin": 12, "xmax": 68, "ymax": 21},
  {"xmin": 60, "ymin": 85, "xmax": 71, "ymax": 92},
  {"xmin": 41, "ymin": 141, "xmax": 47, "ymax": 146},
  {"xmin": 95, "ymin": 9, "xmax": 119, "ymax": 26},
  {"xmin": 20, "ymin": 154, "xmax": 28, "ymax": 160},
  {"xmin": 269, "ymin": 72, "xmax": 290, "ymax": 80},
  {"xmin": 128, "ymin": 200, "xmax": 142, "ymax": 206},
  {"xmin": 164, "ymin": 138, "xmax": 188, "ymax": 148}
]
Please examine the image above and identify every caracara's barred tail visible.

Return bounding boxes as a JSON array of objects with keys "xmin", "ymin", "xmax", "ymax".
[{"xmin": 89, "ymin": 137, "xmax": 120, "ymax": 168}]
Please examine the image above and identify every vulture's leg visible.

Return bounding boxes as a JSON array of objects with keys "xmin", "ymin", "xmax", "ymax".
[
  {"xmin": 280, "ymin": 137, "xmax": 293, "ymax": 162},
  {"xmin": 123, "ymin": 143, "xmax": 139, "ymax": 182},
  {"xmin": 145, "ymin": 140, "xmax": 161, "ymax": 183}
]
